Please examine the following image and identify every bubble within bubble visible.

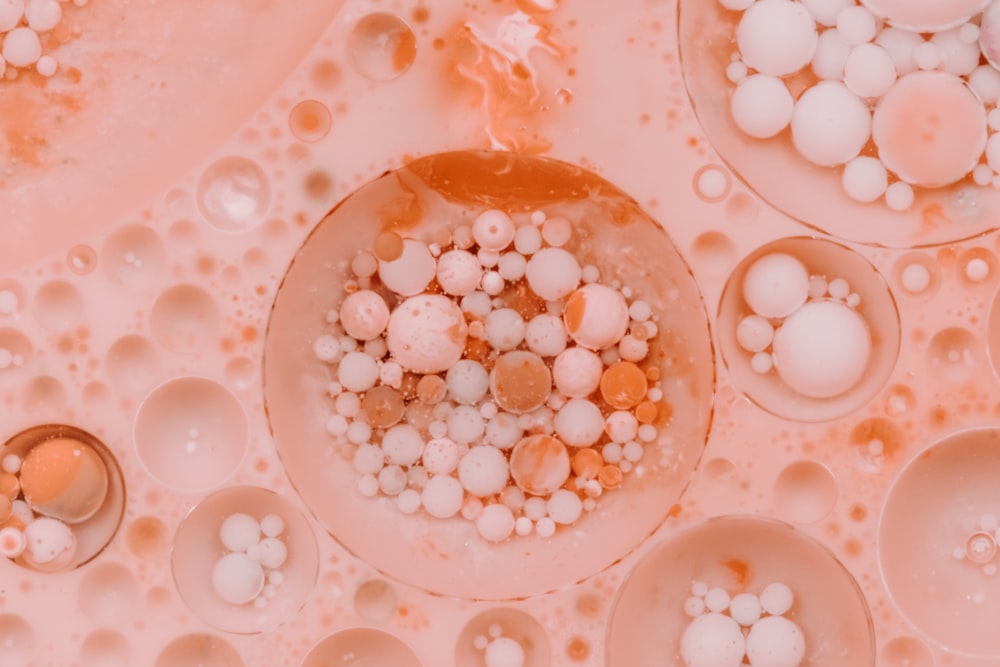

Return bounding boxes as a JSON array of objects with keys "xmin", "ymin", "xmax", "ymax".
[
  {"xmin": 196, "ymin": 156, "xmax": 271, "ymax": 233},
  {"xmin": 0, "ymin": 615, "xmax": 34, "ymax": 667},
  {"xmin": 303, "ymin": 628, "xmax": 421, "ymax": 667},
  {"xmin": 693, "ymin": 165, "xmax": 732, "ymax": 202},
  {"xmin": 927, "ymin": 327, "xmax": 979, "ymax": 384},
  {"xmin": 155, "ymin": 634, "xmax": 244, "ymax": 667},
  {"xmin": 690, "ymin": 231, "xmax": 736, "ymax": 278},
  {"xmin": 67, "ymin": 244, "xmax": 98, "ymax": 275},
  {"xmin": 0, "ymin": 328, "xmax": 31, "ymax": 376},
  {"xmin": 880, "ymin": 636, "xmax": 934, "ymax": 667},
  {"xmin": 149, "ymin": 285, "xmax": 220, "ymax": 355},
  {"xmin": 347, "ymin": 13, "xmax": 417, "ymax": 81},
  {"xmin": 81, "ymin": 629, "xmax": 132, "ymax": 667},
  {"xmin": 773, "ymin": 460, "xmax": 838, "ymax": 524},
  {"xmin": 106, "ymin": 335, "xmax": 161, "ymax": 395},
  {"xmin": 289, "ymin": 100, "xmax": 332, "ymax": 143},
  {"xmin": 78, "ymin": 563, "xmax": 140, "ymax": 625},
  {"xmin": 134, "ymin": 377, "xmax": 248, "ymax": 491},
  {"xmin": 456, "ymin": 608, "xmax": 550, "ymax": 667}
]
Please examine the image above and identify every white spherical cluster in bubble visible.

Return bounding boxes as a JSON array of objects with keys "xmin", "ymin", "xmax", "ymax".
[
  {"xmin": 681, "ymin": 580, "xmax": 806, "ymax": 667},
  {"xmin": 720, "ymin": 0, "xmax": 1000, "ymax": 209},
  {"xmin": 314, "ymin": 208, "xmax": 668, "ymax": 543},
  {"xmin": 0, "ymin": 0, "xmax": 68, "ymax": 79},
  {"xmin": 738, "ymin": 253, "xmax": 871, "ymax": 399},
  {"xmin": 211, "ymin": 512, "xmax": 287, "ymax": 607}
]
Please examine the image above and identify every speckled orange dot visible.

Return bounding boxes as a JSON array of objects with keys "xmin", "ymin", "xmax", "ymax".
[
  {"xmin": 416, "ymin": 374, "xmax": 447, "ymax": 404},
  {"xmin": 510, "ymin": 434, "xmax": 571, "ymax": 495},
  {"xmin": 126, "ymin": 516, "xmax": 168, "ymax": 559},
  {"xmin": 567, "ymin": 636, "xmax": 590, "ymax": 661},
  {"xmin": 635, "ymin": 400, "xmax": 658, "ymax": 424},
  {"xmin": 362, "ymin": 385, "xmax": 405, "ymax": 428},
  {"xmin": 600, "ymin": 361, "xmax": 647, "ymax": 409}
]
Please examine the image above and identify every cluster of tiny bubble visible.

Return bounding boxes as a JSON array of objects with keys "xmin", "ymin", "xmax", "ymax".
[
  {"xmin": 681, "ymin": 580, "xmax": 805, "ymax": 667},
  {"xmin": 737, "ymin": 252, "xmax": 871, "ymax": 399},
  {"xmin": 313, "ymin": 207, "xmax": 667, "ymax": 543},
  {"xmin": 719, "ymin": 0, "xmax": 1000, "ymax": 209},
  {"xmin": 211, "ymin": 513, "xmax": 288, "ymax": 609},
  {"xmin": 472, "ymin": 624, "xmax": 526, "ymax": 667}
]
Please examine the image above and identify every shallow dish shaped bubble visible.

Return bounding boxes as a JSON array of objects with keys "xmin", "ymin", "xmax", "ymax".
[
  {"xmin": 606, "ymin": 516, "xmax": 875, "ymax": 667},
  {"xmin": 679, "ymin": 0, "xmax": 1000, "ymax": 247},
  {"xmin": 263, "ymin": 151, "xmax": 715, "ymax": 599},
  {"xmin": 880, "ymin": 427, "xmax": 1000, "ymax": 657},
  {"xmin": 718, "ymin": 237, "xmax": 900, "ymax": 422}
]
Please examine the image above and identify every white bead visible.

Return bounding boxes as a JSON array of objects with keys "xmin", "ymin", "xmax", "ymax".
[{"xmin": 219, "ymin": 513, "xmax": 261, "ymax": 552}]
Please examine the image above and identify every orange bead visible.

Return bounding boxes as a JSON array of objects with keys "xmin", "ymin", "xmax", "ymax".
[
  {"xmin": 510, "ymin": 434, "xmax": 571, "ymax": 496},
  {"xmin": 635, "ymin": 400, "xmax": 659, "ymax": 424},
  {"xmin": 571, "ymin": 448, "xmax": 603, "ymax": 480},
  {"xmin": 600, "ymin": 361, "xmax": 648, "ymax": 410},
  {"xmin": 0, "ymin": 495, "xmax": 11, "ymax": 523},
  {"xmin": 0, "ymin": 473, "xmax": 19, "ymax": 500},
  {"xmin": 416, "ymin": 374, "xmax": 447, "ymax": 405},
  {"xmin": 363, "ymin": 385, "xmax": 405, "ymax": 428},
  {"xmin": 20, "ymin": 438, "xmax": 108, "ymax": 524},
  {"xmin": 598, "ymin": 465, "xmax": 623, "ymax": 490},
  {"xmin": 490, "ymin": 351, "xmax": 552, "ymax": 414},
  {"xmin": 373, "ymin": 231, "xmax": 404, "ymax": 261}
]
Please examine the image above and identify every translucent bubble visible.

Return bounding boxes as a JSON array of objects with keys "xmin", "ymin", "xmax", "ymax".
[
  {"xmin": 986, "ymin": 286, "xmax": 1000, "ymax": 384},
  {"xmin": 1, "ymin": 424, "xmax": 126, "ymax": 570},
  {"xmin": 354, "ymin": 579, "xmax": 398, "ymax": 622},
  {"xmin": 224, "ymin": 356, "xmax": 256, "ymax": 393},
  {"xmin": 32, "ymin": 280, "xmax": 85, "ymax": 331},
  {"xmin": 303, "ymin": 628, "xmax": 421, "ymax": 667},
  {"xmin": 773, "ymin": 460, "xmax": 837, "ymax": 523},
  {"xmin": 78, "ymin": 563, "xmax": 139, "ymax": 624},
  {"xmin": 149, "ymin": 284, "xmax": 220, "ymax": 355},
  {"xmin": 0, "ymin": 328, "xmax": 31, "ymax": 377},
  {"xmin": 607, "ymin": 517, "xmax": 874, "ymax": 666},
  {"xmin": 81, "ymin": 629, "xmax": 132, "ymax": 667},
  {"xmin": 725, "ymin": 191, "xmax": 759, "ymax": 225},
  {"xmin": 0, "ymin": 279, "xmax": 27, "ymax": 318},
  {"xmin": 880, "ymin": 427, "xmax": 1000, "ymax": 656},
  {"xmin": 860, "ymin": 0, "xmax": 988, "ymax": 32},
  {"xmin": 892, "ymin": 252, "xmax": 941, "ymax": 299},
  {"xmin": 703, "ymin": 457, "xmax": 737, "ymax": 482},
  {"xmin": 0, "ymin": 615, "xmax": 34, "ymax": 667},
  {"xmin": 126, "ymin": 516, "xmax": 168, "ymax": 559},
  {"xmin": 347, "ymin": 13, "xmax": 417, "ymax": 81},
  {"xmin": 172, "ymin": 486, "xmax": 319, "ymax": 634},
  {"xmin": 690, "ymin": 231, "xmax": 736, "ymax": 278},
  {"xmin": 289, "ymin": 100, "xmax": 332, "ymax": 143},
  {"xmin": 134, "ymin": 377, "xmax": 248, "ymax": 491},
  {"xmin": 694, "ymin": 165, "xmax": 732, "ymax": 203},
  {"xmin": 155, "ymin": 634, "xmax": 244, "ymax": 667},
  {"xmin": 101, "ymin": 224, "xmax": 166, "ymax": 289},
  {"xmin": 105, "ymin": 335, "xmax": 161, "ymax": 395},
  {"xmin": 167, "ymin": 219, "xmax": 200, "ymax": 247},
  {"xmin": 67, "ymin": 244, "xmax": 98, "ymax": 275},
  {"xmin": 927, "ymin": 327, "xmax": 980, "ymax": 384},
  {"xmin": 311, "ymin": 59, "xmax": 343, "ymax": 90},
  {"xmin": 456, "ymin": 608, "xmax": 549, "ymax": 667},
  {"xmin": 880, "ymin": 636, "xmax": 934, "ymax": 667},
  {"xmin": 23, "ymin": 375, "xmax": 67, "ymax": 417},
  {"xmin": 196, "ymin": 156, "xmax": 271, "ymax": 233}
]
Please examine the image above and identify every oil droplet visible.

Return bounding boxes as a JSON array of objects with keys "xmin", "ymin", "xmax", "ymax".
[
  {"xmin": 134, "ymin": 377, "xmax": 247, "ymax": 491},
  {"xmin": 555, "ymin": 87, "xmax": 573, "ymax": 105},
  {"xmin": 693, "ymin": 164, "xmax": 731, "ymax": 203},
  {"xmin": 101, "ymin": 224, "xmax": 165, "ymax": 289},
  {"xmin": 80, "ymin": 629, "xmax": 132, "ymax": 667},
  {"xmin": 725, "ymin": 191, "xmax": 759, "ymax": 224},
  {"xmin": 126, "ymin": 516, "xmax": 168, "ymax": 559},
  {"xmin": 927, "ymin": 327, "xmax": 979, "ymax": 384},
  {"xmin": 456, "ymin": 607, "xmax": 550, "ymax": 667},
  {"xmin": 893, "ymin": 252, "xmax": 941, "ymax": 299},
  {"xmin": 353, "ymin": 579, "xmax": 398, "ymax": 622},
  {"xmin": 881, "ymin": 636, "xmax": 934, "ymax": 667},
  {"xmin": 196, "ymin": 157, "xmax": 271, "ymax": 233},
  {"xmin": 0, "ymin": 328, "xmax": 32, "ymax": 376},
  {"xmin": 302, "ymin": 628, "xmax": 421, "ymax": 667},
  {"xmin": 155, "ymin": 634, "xmax": 244, "ymax": 667},
  {"xmin": 310, "ymin": 59, "xmax": 343, "ymax": 90},
  {"xmin": 149, "ymin": 284, "xmax": 220, "ymax": 355},
  {"xmin": 289, "ymin": 100, "xmax": 332, "ymax": 143},
  {"xmin": 67, "ymin": 244, "xmax": 98, "ymax": 275},
  {"xmin": 224, "ymin": 356, "xmax": 256, "ymax": 393},
  {"xmin": 773, "ymin": 460, "xmax": 837, "ymax": 524},
  {"xmin": 78, "ymin": 563, "xmax": 139, "ymax": 624},
  {"xmin": 23, "ymin": 375, "xmax": 67, "ymax": 417},
  {"xmin": 0, "ymin": 615, "xmax": 34, "ymax": 667},
  {"xmin": 0, "ymin": 280, "xmax": 27, "ymax": 318},
  {"xmin": 690, "ymin": 231, "xmax": 736, "ymax": 278},
  {"xmin": 347, "ymin": 13, "xmax": 417, "ymax": 81},
  {"xmin": 33, "ymin": 280, "xmax": 85, "ymax": 331}
]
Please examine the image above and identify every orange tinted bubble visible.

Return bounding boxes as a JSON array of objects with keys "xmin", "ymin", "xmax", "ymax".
[
  {"xmin": 20, "ymin": 437, "xmax": 108, "ymax": 523},
  {"xmin": 600, "ymin": 361, "xmax": 648, "ymax": 410},
  {"xmin": 0, "ymin": 473, "xmax": 19, "ymax": 500},
  {"xmin": 374, "ymin": 231, "xmax": 404, "ymax": 261},
  {"xmin": 416, "ymin": 374, "xmax": 447, "ymax": 404},
  {"xmin": 571, "ymin": 447, "xmax": 603, "ymax": 479},
  {"xmin": 289, "ymin": 99, "xmax": 332, "ymax": 143},
  {"xmin": 491, "ymin": 351, "xmax": 552, "ymax": 414},
  {"xmin": 363, "ymin": 385, "xmax": 405, "ymax": 428},
  {"xmin": 635, "ymin": 400, "xmax": 658, "ymax": 424},
  {"xmin": 510, "ymin": 434, "xmax": 571, "ymax": 495},
  {"xmin": 598, "ymin": 465, "xmax": 623, "ymax": 489}
]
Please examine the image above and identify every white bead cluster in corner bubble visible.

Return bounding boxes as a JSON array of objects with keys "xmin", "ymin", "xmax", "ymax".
[{"xmin": 0, "ymin": 0, "xmax": 83, "ymax": 79}]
